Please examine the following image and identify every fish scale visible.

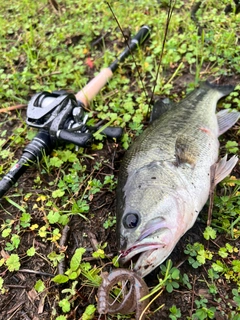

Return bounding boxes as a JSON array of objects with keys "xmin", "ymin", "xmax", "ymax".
[
  {"xmin": 120, "ymin": 89, "xmax": 222, "ymax": 173},
  {"xmin": 116, "ymin": 81, "xmax": 239, "ymax": 277}
]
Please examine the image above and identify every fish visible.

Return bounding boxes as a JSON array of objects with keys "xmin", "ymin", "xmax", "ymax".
[{"xmin": 116, "ymin": 81, "xmax": 239, "ymax": 278}]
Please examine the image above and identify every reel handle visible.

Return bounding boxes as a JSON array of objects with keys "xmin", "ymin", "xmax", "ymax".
[
  {"xmin": 58, "ymin": 130, "xmax": 92, "ymax": 147},
  {"xmin": 100, "ymin": 126, "xmax": 123, "ymax": 138},
  {"xmin": 58, "ymin": 126, "xmax": 123, "ymax": 146}
]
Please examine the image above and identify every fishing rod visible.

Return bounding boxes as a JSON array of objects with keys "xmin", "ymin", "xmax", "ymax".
[{"xmin": 0, "ymin": 25, "xmax": 151, "ymax": 199}]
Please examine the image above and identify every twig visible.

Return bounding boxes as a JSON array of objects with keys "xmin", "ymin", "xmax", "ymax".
[
  {"xmin": 59, "ymin": 225, "xmax": 70, "ymax": 247},
  {"xmin": 87, "ymin": 231, "xmax": 99, "ymax": 251},
  {"xmin": 82, "ymin": 254, "xmax": 114, "ymax": 262},
  {"xmin": 207, "ymin": 164, "xmax": 217, "ymax": 226},
  {"xmin": 38, "ymin": 293, "xmax": 46, "ymax": 314},
  {"xmin": 7, "ymin": 301, "xmax": 24, "ymax": 316},
  {"xmin": 1, "ymin": 293, "xmax": 17, "ymax": 311},
  {"xmin": 190, "ymin": 275, "xmax": 196, "ymax": 317},
  {"xmin": 48, "ymin": 0, "xmax": 60, "ymax": 13},
  {"xmin": 57, "ymin": 224, "xmax": 70, "ymax": 275},
  {"xmin": 18, "ymin": 269, "xmax": 54, "ymax": 277},
  {"xmin": 5, "ymin": 285, "xmax": 27, "ymax": 289},
  {"xmin": 0, "ymin": 104, "xmax": 26, "ymax": 113}
]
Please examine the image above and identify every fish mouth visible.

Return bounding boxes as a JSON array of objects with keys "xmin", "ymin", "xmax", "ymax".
[
  {"xmin": 119, "ymin": 235, "xmax": 171, "ymax": 277},
  {"xmin": 119, "ymin": 218, "xmax": 172, "ymax": 276},
  {"xmin": 120, "ymin": 239, "xmax": 166, "ymax": 262}
]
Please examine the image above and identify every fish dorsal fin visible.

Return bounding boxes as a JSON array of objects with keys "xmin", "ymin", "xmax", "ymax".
[
  {"xmin": 217, "ymin": 109, "xmax": 240, "ymax": 136},
  {"xmin": 211, "ymin": 155, "xmax": 238, "ymax": 186},
  {"xmin": 150, "ymin": 98, "xmax": 174, "ymax": 122}
]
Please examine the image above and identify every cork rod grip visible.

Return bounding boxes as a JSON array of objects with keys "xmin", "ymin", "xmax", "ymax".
[{"xmin": 75, "ymin": 68, "xmax": 113, "ymax": 107}]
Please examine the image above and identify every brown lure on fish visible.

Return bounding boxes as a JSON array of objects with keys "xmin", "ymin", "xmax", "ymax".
[{"xmin": 116, "ymin": 81, "xmax": 239, "ymax": 278}]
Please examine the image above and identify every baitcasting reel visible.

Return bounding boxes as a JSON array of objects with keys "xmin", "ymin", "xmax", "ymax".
[
  {"xmin": 0, "ymin": 91, "xmax": 123, "ymax": 198},
  {"xmin": 27, "ymin": 90, "xmax": 122, "ymax": 147}
]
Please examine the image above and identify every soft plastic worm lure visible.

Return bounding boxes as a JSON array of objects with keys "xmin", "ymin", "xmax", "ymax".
[{"xmin": 97, "ymin": 268, "xmax": 149, "ymax": 319}]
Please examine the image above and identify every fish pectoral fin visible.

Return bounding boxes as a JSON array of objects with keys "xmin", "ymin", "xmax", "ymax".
[
  {"xmin": 217, "ymin": 109, "xmax": 240, "ymax": 136},
  {"xmin": 208, "ymin": 155, "xmax": 238, "ymax": 225},
  {"xmin": 174, "ymin": 135, "xmax": 197, "ymax": 167},
  {"xmin": 211, "ymin": 155, "xmax": 238, "ymax": 186}
]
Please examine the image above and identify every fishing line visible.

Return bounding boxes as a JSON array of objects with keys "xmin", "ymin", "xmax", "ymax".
[
  {"xmin": 105, "ymin": 1, "xmax": 149, "ymax": 101},
  {"xmin": 148, "ymin": 0, "xmax": 176, "ymax": 108}
]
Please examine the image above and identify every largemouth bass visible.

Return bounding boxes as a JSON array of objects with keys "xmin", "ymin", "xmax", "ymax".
[{"xmin": 116, "ymin": 82, "xmax": 239, "ymax": 278}]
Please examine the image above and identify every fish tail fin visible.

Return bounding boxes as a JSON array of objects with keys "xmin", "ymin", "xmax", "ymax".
[{"xmin": 203, "ymin": 81, "xmax": 235, "ymax": 98}]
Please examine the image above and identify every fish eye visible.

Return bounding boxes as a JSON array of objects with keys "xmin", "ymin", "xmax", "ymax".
[{"xmin": 123, "ymin": 213, "xmax": 140, "ymax": 229}]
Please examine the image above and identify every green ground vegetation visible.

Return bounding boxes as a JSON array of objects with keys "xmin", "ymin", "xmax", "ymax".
[{"xmin": 0, "ymin": 0, "xmax": 239, "ymax": 319}]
